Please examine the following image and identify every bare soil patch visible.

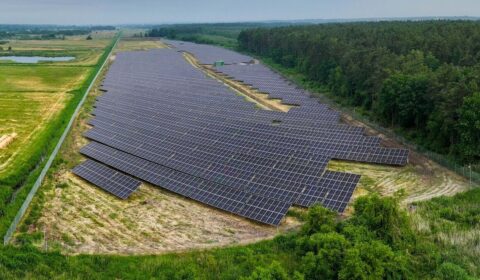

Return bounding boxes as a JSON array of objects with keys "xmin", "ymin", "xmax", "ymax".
[{"xmin": 0, "ymin": 133, "xmax": 17, "ymax": 149}]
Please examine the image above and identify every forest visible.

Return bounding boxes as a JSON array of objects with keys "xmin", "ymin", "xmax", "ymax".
[
  {"xmin": 146, "ymin": 23, "xmax": 276, "ymax": 48},
  {"xmin": 146, "ymin": 21, "xmax": 326, "ymax": 48},
  {"xmin": 238, "ymin": 21, "xmax": 480, "ymax": 165}
]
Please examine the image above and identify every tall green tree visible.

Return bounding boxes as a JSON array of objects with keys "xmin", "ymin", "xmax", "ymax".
[{"xmin": 457, "ymin": 92, "xmax": 480, "ymax": 162}]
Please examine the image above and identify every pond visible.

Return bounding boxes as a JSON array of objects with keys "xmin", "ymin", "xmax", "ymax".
[{"xmin": 0, "ymin": 56, "xmax": 75, "ymax": 63}]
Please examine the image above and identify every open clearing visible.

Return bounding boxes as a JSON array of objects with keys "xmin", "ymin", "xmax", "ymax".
[
  {"xmin": 330, "ymin": 159, "xmax": 470, "ymax": 210},
  {"xmin": 17, "ymin": 38, "xmax": 471, "ymax": 255},
  {"xmin": 334, "ymin": 115, "xmax": 471, "ymax": 207}
]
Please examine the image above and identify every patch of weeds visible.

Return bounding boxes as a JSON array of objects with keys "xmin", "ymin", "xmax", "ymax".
[
  {"xmin": 61, "ymin": 233, "xmax": 75, "ymax": 246},
  {"xmin": 15, "ymin": 232, "xmax": 44, "ymax": 246},
  {"xmin": 286, "ymin": 208, "xmax": 307, "ymax": 221},
  {"xmin": 56, "ymin": 182, "xmax": 69, "ymax": 189},
  {"xmin": 360, "ymin": 176, "xmax": 377, "ymax": 191}
]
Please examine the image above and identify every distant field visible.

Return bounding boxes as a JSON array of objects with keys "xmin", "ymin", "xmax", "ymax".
[
  {"xmin": 115, "ymin": 38, "xmax": 167, "ymax": 52},
  {"xmin": 0, "ymin": 33, "xmax": 115, "ymax": 238},
  {"xmin": 0, "ymin": 33, "xmax": 113, "ymax": 66}
]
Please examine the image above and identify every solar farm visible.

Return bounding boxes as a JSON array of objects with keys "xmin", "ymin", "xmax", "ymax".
[
  {"xmin": 71, "ymin": 41, "xmax": 409, "ymax": 226},
  {"xmin": 3, "ymin": 16, "xmax": 480, "ymax": 279}
]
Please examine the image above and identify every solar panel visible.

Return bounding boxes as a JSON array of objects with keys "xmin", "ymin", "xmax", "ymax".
[
  {"xmin": 80, "ymin": 141, "xmax": 290, "ymax": 225},
  {"xmin": 295, "ymin": 171, "xmax": 361, "ymax": 211},
  {"xmin": 72, "ymin": 46, "xmax": 410, "ymax": 226},
  {"xmin": 72, "ymin": 159, "xmax": 141, "ymax": 199}
]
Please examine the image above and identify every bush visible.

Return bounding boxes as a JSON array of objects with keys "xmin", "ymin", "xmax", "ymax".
[
  {"xmin": 436, "ymin": 262, "xmax": 472, "ymax": 280},
  {"xmin": 351, "ymin": 194, "xmax": 414, "ymax": 248},
  {"xmin": 300, "ymin": 205, "xmax": 336, "ymax": 236},
  {"xmin": 241, "ymin": 261, "xmax": 289, "ymax": 280}
]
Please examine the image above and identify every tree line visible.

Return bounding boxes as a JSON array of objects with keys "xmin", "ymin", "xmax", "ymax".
[
  {"xmin": 0, "ymin": 25, "xmax": 116, "ymax": 40},
  {"xmin": 238, "ymin": 21, "xmax": 480, "ymax": 164},
  {"xmin": 145, "ymin": 22, "xmax": 318, "ymax": 49}
]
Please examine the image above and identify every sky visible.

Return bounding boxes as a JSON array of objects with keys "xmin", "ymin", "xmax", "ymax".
[{"xmin": 2, "ymin": 0, "xmax": 480, "ymax": 25}]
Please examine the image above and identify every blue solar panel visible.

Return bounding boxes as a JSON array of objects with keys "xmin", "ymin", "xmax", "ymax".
[{"xmin": 72, "ymin": 45, "xmax": 409, "ymax": 226}]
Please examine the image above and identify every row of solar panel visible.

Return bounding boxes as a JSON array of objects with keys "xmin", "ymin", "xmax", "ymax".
[
  {"xmin": 71, "ymin": 47, "xmax": 403, "ymax": 226},
  {"xmin": 97, "ymin": 88, "xmax": 341, "ymax": 124},
  {"xmin": 91, "ymin": 105, "xmax": 407, "ymax": 165},
  {"xmin": 72, "ymin": 159, "xmax": 141, "ymax": 199},
  {"xmin": 92, "ymin": 105, "xmax": 376, "ymax": 146},
  {"xmin": 93, "ymin": 97, "xmax": 343, "ymax": 128},
  {"xmin": 84, "ymin": 128, "xmax": 333, "ymax": 204},
  {"xmin": 163, "ymin": 39, "xmax": 253, "ymax": 64},
  {"xmin": 81, "ymin": 142, "xmax": 292, "ymax": 225},
  {"xmin": 89, "ymin": 116, "xmax": 332, "ymax": 170},
  {"xmin": 216, "ymin": 64, "xmax": 317, "ymax": 106}
]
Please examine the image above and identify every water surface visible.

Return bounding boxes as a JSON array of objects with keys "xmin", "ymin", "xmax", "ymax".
[{"xmin": 0, "ymin": 56, "xmax": 75, "ymax": 63}]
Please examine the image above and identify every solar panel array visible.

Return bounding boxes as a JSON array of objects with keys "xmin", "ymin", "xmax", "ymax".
[
  {"xmin": 214, "ymin": 63, "xmax": 319, "ymax": 107},
  {"xmin": 163, "ymin": 39, "xmax": 253, "ymax": 65},
  {"xmin": 72, "ymin": 159, "xmax": 141, "ymax": 199},
  {"xmin": 72, "ymin": 42, "xmax": 408, "ymax": 226}
]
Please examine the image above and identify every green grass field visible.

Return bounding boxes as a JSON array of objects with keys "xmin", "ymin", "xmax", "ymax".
[{"xmin": 0, "ymin": 33, "xmax": 116, "ymax": 239}]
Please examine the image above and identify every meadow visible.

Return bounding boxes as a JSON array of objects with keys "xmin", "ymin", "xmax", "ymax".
[{"xmin": 0, "ymin": 31, "xmax": 117, "ymax": 239}]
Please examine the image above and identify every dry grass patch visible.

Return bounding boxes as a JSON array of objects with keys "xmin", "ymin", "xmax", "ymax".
[
  {"xmin": 329, "ymin": 159, "xmax": 470, "ymax": 212},
  {"xmin": 115, "ymin": 38, "xmax": 167, "ymax": 52},
  {"xmin": 35, "ymin": 172, "xmax": 299, "ymax": 255}
]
